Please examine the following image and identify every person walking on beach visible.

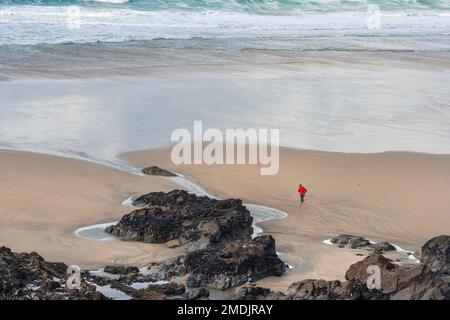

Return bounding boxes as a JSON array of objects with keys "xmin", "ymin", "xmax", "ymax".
[{"xmin": 298, "ymin": 184, "xmax": 307, "ymax": 205}]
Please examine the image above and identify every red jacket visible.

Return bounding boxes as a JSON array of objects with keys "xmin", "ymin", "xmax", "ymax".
[{"xmin": 298, "ymin": 185, "xmax": 307, "ymax": 196}]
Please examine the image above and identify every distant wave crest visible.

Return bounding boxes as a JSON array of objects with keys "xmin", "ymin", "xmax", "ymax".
[{"xmin": 1, "ymin": 0, "xmax": 450, "ymax": 12}]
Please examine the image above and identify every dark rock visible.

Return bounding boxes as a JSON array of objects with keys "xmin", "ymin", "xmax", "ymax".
[
  {"xmin": 345, "ymin": 254, "xmax": 449, "ymax": 299},
  {"xmin": 108, "ymin": 281, "xmax": 186, "ymax": 300},
  {"xmin": 281, "ymin": 243, "xmax": 450, "ymax": 301},
  {"xmin": 186, "ymin": 274, "xmax": 209, "ymax": 288},
  {"xmin": 421, "ymin": 235, "xmax": 450, "ymax": 275},
  {"xmin": 141, "ymin": 166, "xmax": 176, "ymax": 177},
  {"xmin": 0, "ymin": 246, "xmax": 105, "ymax": 300},
  {"xmin": 330, "ymin": 234, "xmax": 396, "ymax": 254},
  {"xmin": 146, "ymin": 282, "xmax": 185, "ymax": 296},
  {"xmin": 345, "ymin": 254, "xmax": 398, "ymax": 294},
  {"xmin": 236, "ymin": 286, "xmax": 271, "ymax": 300},
  {"xmin": 145, "ymin": 256, "xmax": 187, "ymax": 281},
  {"xmin": 287, "ymin": 279, "xmax": 343, "ymax": 299},
  {"xmin": 103, "ymin": 266, "xmax": 139, "ymax": 275},
  {"xmin": 184, "ymin": 235, "xmax": 286, "ymax": 290},
  {"xmin": 331, "ymin": 234, "xmax": 371, "ymax": 249},
  {"xmin": 391, "ymin": 265, "xmax": 450, "ymax": 300},
  {"xmin": 284, "ymin": 279, "xmax": 382, "ymax": 300},
  {"xmin": 182, "ymin": 288, "xmax": 210, "ymax": 300},
  {"xmin": 133, "ymin": 282, "xmax": 185, "ymax": 300},
  {"xmin": 106, "ymin": 190, "xmax": 253, "ymax": 250},
  {"xmin": 373, "ymin": 242, "xmax": 396, "ymax": 253}
]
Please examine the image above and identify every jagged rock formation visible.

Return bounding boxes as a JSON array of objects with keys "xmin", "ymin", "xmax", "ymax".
[
  {"xmin": 114, "ymin": 236, "xmax": 287, "ymax": 292},
  {"xmin": 421, "ymin": 235, "xmax": 450, "ymax": 275},
  {"xmin": 184, "ymin": 235, "xmax": 286, "ymax": 290},
  {"xmin": 181, "ymin": 288, "xmax": 210, "ymax": 300},
  {"xmin": 234, "ymin": 235, "xmax": 450, "ymax": 301},
  {"xmin": 106, "ymin": 190, "xmax": 253, "ymax": 250},
  {"xmin": 141, "ymin": 166, "xmax": 176, "ymax": 177},
  {"xmin": 345, "ymin": 254, "xmax": 449, "ymax": 300},
  {"xmin": 235, "ymin": 286, "xmax": 272, "ymax": 300},
  {"xmin": 144, "ymin": 256, "xmax": 187, "ymax": 281},
  {"xmin": 285, "ymin": 278, "xmax": 385, "ymax": 300},
  {"xmin": 0, "ymin": 246, "xmax": 105, "ymax": 300}
]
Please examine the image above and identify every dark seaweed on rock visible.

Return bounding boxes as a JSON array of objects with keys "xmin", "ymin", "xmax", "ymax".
[
  {"xmin": 184, "ymin": 235, "xmax": 286, "ymax": 290},
  {"xmin": 0, "ymin": 246, "xmax": 105, "ymax": 300},
  {"xmin": 141, "ymin": 166, "xmax": 176, "ymax": 177},
  {"xmin": 106, "ymin": 190, "xmax": 253, "ymax": 250},
  {"xmin": 421, "ymin": 235, "xmax": 450, "ymax": 275}
]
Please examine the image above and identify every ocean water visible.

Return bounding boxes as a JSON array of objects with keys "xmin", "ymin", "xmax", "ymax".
[
  {"xmin": 1, "ymin": 1, "xmax": 450, "ymax": 167},
  {"xmin": 0, "ymin": 0, "xmax": 450, "ymax": 46}
]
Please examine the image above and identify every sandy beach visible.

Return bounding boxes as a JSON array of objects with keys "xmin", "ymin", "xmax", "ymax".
[
  {"xmin": 1, "ymin": 146, "xmax": 449, "ymax": 293},
  {"xmin": 122, "ymin": 147, "xmax": 450, "ymax": 291},
  {"xmin": 0, "ymin": 150, "xmax": 184, "ymax": 269}
]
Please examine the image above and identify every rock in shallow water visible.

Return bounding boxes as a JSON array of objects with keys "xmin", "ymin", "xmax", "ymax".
[
  {"xmin": 330, "ymin": 234, "xmax": 396, "ymax": 253},
  {"xmin": 331, "ymin": 234, "xmax": 372, "ymax": 249},
  {"xmin": 106, "ymin": 190, "xmax": 253, "ymax": 250}
]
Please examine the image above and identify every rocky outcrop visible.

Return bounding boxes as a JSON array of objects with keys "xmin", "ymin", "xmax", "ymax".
[
  {"xmin": 285, "ymin": 278, "xmax": 385, "ymax": 300},
  {"xmin": 0, "ymin": 246, "xmax": 105, "ymax": 300},
  {"xmin": 114, "ymin": 236, "xmax": 286, "ymax": 292},
  {"xmin": 373, "ymin": 242, "xmax": 396, "ymax": 253},
  {"xmin": 330, "ymin": 234, "xmax": 396, "ymax": 253},
  {"xmin": 184, "ymin": 235, "xmax": 286, "ymax": 290},
  {"xmin": 331, "ymin": 234, "xmax": 372, "ymax": 248},
  {"xmin": 144, "ymin": 256, "xmax": 187, "ymax": 281},
  {"xmin": 141, "ymin": 166, "xmax": 176, "ymax": 177},
  {"xmin": 235, "ymin": 286, "xmax": 272, "ymax": 300},
  {"xmin": 182, "ymin": 288, "xmax": 210, "ymax": 300},
  {"xmin": 421, "ymin": 235, "xmax": 450, "ymax": 275},
  {"xmin": 108, "ymin": 281, "xmax": 186, "ymax": 300},
  {"xmin": 345, "ymin": 254, "xmax": 449, "ymax": 300},
  {"xmin": 106, "ymin": 190, "xmax": 253, "ymax": 250},
  {"xmin": 103, "ymin": 266, "xmax": 139, "ymax": 275},
  {"xmin": 274, "ymin": 253, "xmax": 449, "ymax": 300}
]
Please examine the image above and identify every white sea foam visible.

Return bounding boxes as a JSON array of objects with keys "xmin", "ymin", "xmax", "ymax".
[
  {"xmin": 1, "ymin": 6, "xmax": 450, "ymax": 45},
  {"xmin": 121, "ymin": 196, "xmax": 135, "ymax": 207},
  {"xmin": 89, "ymin": 0, "xmax": 130, "ymax": 4},
  {"xmin": 74, "ymin": 222, "xmax": 118, "ymax": 241}
]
